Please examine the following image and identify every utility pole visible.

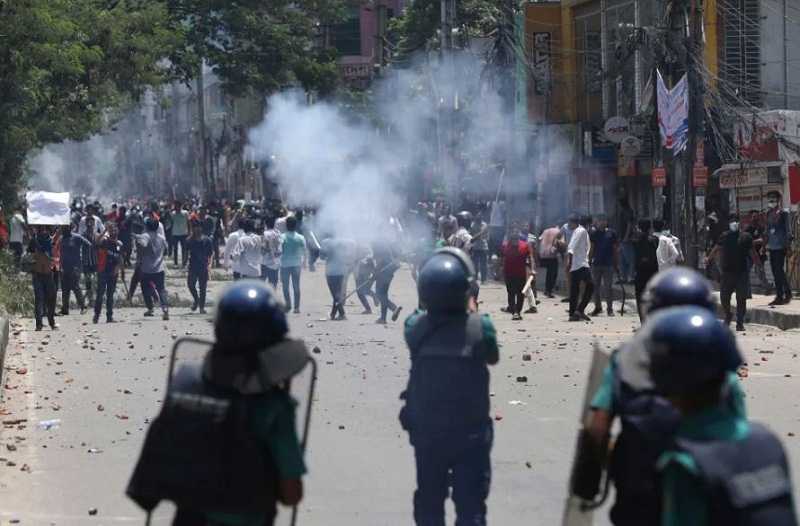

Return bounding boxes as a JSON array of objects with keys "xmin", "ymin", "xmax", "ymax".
[
  {"xmin": 196, "ymin": 62, "xmax": 210, "ymax": 197},
  {"xmin": 439, "ymin": 0, "xmax": 457, "ymax": 207},
  {"xmin": 683, "ymin": 0, "xmax": 705, "ymax": 268}
]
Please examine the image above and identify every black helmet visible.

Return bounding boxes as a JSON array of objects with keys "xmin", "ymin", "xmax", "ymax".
[
  {"xmin": 418, "ymin": 248, "xmax": 476, "ymax": 312},
  {"xmin": 456, "ymin": 211, "xmax": 473, "ymax": 228},
  {"xmin": 215, "ymin": 281, "xmax": 288, "ymax": 354},
  {"xmin": 642, "ymin": 267, "xmax": 715, "ymax": 316},
  {"xmin": 645, "ymin": 306, "xmax": 742, "ymax": 396}
]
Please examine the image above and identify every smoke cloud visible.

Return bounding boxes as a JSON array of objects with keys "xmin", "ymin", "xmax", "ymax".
[{"xmin": 246, "ymin": 51, "xmax": 535, "ymax": 241}]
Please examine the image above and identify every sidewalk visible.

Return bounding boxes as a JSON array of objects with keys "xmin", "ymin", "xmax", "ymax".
[{"xmin": 718, "ymin": 292, "xmax": 800, "ymax": 331}]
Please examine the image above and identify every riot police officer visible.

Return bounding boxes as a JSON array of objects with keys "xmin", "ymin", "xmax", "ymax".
[
  {"xmin": 575, "ymin": 268, "xmax": 747, "ymax": 525},
  {"xmin": 646, "ymin": 306, "xmax": 797, "ymax": 525},
  {"xmin": 127, "ymin": 281, "xmax": 308, "ymax": 526},
  {"xmin": 400, "ymin": 248, "xmax": 498, "ymax": 526}
]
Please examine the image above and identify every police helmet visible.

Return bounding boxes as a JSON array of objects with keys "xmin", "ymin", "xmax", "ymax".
[
  {"xmin": 418, "ymin": 247, "xmax": 476, "ymax": 312},
  {"xmin": 215, "ymin": 281, "xmax": 288, "ymax": 354},
  {"xmin": 645, "ymin": 306, "xmax": 742, "ymax": 396},
  {"xmin": 456, "ymin": 211, "xmax": 473, "ymax": 228},
  {"xmin": 642, "ymin": 267, "xmax": 715, "ymax": 316}
]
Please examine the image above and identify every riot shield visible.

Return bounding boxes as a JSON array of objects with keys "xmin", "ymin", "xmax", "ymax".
[{"xmin": 561, "ymin": 344, "xmax": 611, "ymax": 526}]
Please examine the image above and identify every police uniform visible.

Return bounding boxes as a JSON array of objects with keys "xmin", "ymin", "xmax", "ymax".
[
  {"xmin": 589, "ymin": 337, "xmax": 747, "ymax": 525},
  {"xmin": 401, "ymin": 310, "xmax": 498, "ymax": 525}
]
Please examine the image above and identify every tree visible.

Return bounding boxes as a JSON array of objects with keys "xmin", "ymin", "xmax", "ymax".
[
  {"xmin": 0, "ymin": 0, "xmax": 184, "ymax": 208},
  {"xmin": 164, "ymin": 0, "xmax": 348, "ymax": 98}
]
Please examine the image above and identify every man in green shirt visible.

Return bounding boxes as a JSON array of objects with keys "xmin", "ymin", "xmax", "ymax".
[{"xmin": 646, "ymin": 306, "xmax": 796, "ymax": 526}]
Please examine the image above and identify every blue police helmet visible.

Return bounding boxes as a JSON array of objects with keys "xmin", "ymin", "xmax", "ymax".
[
  {"xmin": 642, "ymin": 267, "xmax": 715, "ymax": 316},
  {"xmin": 418, "ymin": 247, "xmax": 476, "ymax": 312},
  {"xmin": 645, "ymin": 306, "xmax": 742, "ymax": 396},
  {"xmin": 214, "ymin": 281, "xmax": 288, "ymax": 353}
]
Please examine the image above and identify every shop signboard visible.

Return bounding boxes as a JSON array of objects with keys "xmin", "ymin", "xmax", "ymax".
[{"xmin": 718, "ymin": 167, "xmax": 768, "ymax": 189}]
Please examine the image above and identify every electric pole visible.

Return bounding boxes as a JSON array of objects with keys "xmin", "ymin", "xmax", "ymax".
[
  {"xmin": 683, "ymin": 0, "xmax": 705, "ymax": 268},
  {"xmin": 197, "ymin": 62, "xmax": 210, "ymax": 197}
]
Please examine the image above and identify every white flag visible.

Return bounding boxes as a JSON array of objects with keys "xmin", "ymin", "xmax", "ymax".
[{"xmin": 657, "ymin": 70, "xmax": 690, "ymax": 153}]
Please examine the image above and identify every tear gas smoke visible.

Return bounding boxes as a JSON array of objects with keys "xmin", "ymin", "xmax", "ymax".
[{"xmin": 246, "ymin": 51, "xmax": 557, "ymax": 242}]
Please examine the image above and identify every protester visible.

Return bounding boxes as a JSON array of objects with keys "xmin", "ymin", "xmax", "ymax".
[
  {"xmin": 280, "ymin": 216, "xmax": 306, "ymax": 313},
  {"xmin": 171, "ymin": 201, "xmax": 190, "ymax": 267},
  {"xmin": 765, "ymin": 190, "xmax": 793, "ymax": 305},
  {"xmin": 372, "ymin": 237, "xmax": 402, "ymax": 324},
  {"xmin": 58, "ymin": 225, "xmax": 91, "ymax": 315},
  {"xmin": 224, "ymin": 218, "xmax": 245, "ymax": 280},
  {"xmin": 706, "ymin": 213, "xmax": 755, "ymax": 331},
  {"xmin": 321, "ymin": 236, "xmax": 356, "ymax": 321},
  {"xmin": 186, "ymin": 221, "xmax": 213, "ymax": 313},
  {"xmin": 28, "ymin": 226, "xmax": 58, "ymax": 331},
  {"xmin": 261, "ymin": 216, "xmax": 282, "ymax": 288},
  {"xmin": 617, "ymin": 198, "xmax": 636, "ymax": 284},
  {"xmin": 232, "ymin": 219, "xmax": 263, "ymax": 280},
  {"xmin": 653, "ymin": 219, "xmax": 680, "ymax": 270},
  {"xmin": 589, "ymin": 214, "xmax": 618, "ymax": 317},
  {"xmin": 9, "ymin": 206, "xmax": 27, "ymax": 269},
  {"xmin": 567, "ymin": 215, "xmax": 593, "ymax": 321},
  {"xmin": 134, "ymin": 217, "xmax": 170, "ymax": 320},
  {"xmin": 632, "ymin": 219, "xmax": 659, "ymax": 321},
  {"xmin": 82, "ymin": 215, "xmax": 100, "ymax": 299},
  {"xmin": 78, "ymin": 204, "xmax": 105, "ymax": 238},
  {"xmin": 93, "ymin": 222, "xmax": 123, "ymax": 323},
  {"xmin": 501, "ymin": 224, "xmax": 529, "ymax": 321},
  {"xmin": 470, "ymin": 211, "xmax": 490, "ymax": 283},
  {"xmin": 559, "ymin": 214, "xmax": 578, "ymax": 303},
  {"xmin": 538, "ymin": 222, "xmax": 561, "ymax": 298},
  {"xmin": 355, "ymin": 244, "xmax": 377, "ymax": 314},
  {"xmin": 521, "ymin": 222, "xmax": 539, "ymax": 314},
  {"xmin": 0, "ymin": 207, "xmax": 8, "ymax": 250}
]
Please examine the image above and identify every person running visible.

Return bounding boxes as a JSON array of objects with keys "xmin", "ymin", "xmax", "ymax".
[
  {"xmin": 280, "ymin": 216, "xmax": 306, "ymax": 314},
  {"xmin": 321, "ymin": 236, "xmax": 356, "ymax": 321},
  {"xmin": 59, "ymin": 225, "xmax": 91, "ymax": 315},
  {"xmin": 93, "ymin": 222, "xmax": 122, "ymax": 323},
  {"xmin": 134, "ymin": 217, "xmax": 170, "ymax": 320},
  {"xmin": 372, "ymin": 237, "xmax": 402, "ymax": 324},
  {"xmin": 186, "ymin": 221, "xmax": 213, "ymax": 313},
  {"xmin": 355, "ymin": 244, "xmax": 377, "ymax": 314}
]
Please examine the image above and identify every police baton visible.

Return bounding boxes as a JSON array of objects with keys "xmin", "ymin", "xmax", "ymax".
[{"xmin": 333, "ymin": 258, "xmax": 403, "ymax": 312}]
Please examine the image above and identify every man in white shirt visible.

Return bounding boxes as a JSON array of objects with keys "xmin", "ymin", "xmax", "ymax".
[
  {"xmin": 567, "ymin": 215, "xmax": 594, "ymax": 322},
  {"xmin": 78, "ymin": 204, "xmax": 105, "ymax": 238},
  {"xmin": 9, "ymin": 207, "xmax": 27, "ymax": 268},
  {"xmin": 231, "ymin": 219, "xmax": 262, "ymax": 279},
  {"xmin": 449, "ymin": 212, "xmax": 473, "ymax": 251},
  {"xmin": 653, "ymin": 219, "xmax": 680, "ymax": 270},
  {"xmin": 224, "ymin": 219, "xmax": 245, "ymax": 279}
]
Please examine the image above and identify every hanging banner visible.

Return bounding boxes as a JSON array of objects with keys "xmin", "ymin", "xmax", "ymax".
[
  {"xmin": 26, "ymin": 191, "xmax": 71, "ymax": 225},
  {"xmin": 656, "ymin": 70, "xmax": 689, "ymax": 153}
]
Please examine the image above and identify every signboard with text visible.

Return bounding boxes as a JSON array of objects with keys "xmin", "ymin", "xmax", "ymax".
[
  {"xmin": 719, "ymin": 167, "xmax": 768, "ymax": 189},
  {"xmin": 693, "ymin": 166, "xmax": 708, "ymax": 188}
]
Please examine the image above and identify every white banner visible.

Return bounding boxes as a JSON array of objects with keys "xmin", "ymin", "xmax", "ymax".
[
  {"xmin": 657, "ymin": 70, "xmax": 689, "ymax": 153},
  {"xmin": 26, "ymin": 191, "xmax": 71, "ymax": 225}
]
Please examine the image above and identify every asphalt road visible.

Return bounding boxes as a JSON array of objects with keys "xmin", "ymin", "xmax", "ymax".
[{"xmin": 2, "ymin": 266, "xmax": 800, "ymax": 525}]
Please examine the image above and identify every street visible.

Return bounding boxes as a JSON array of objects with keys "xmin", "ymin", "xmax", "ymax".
[{"xmin": 2, "ymin": 266, "xmax": 800, "ymax": 525}]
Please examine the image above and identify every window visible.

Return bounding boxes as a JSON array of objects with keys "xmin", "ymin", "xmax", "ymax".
[{"xmin": 333, "ymin": 10, "xmax": 361, "ymax": 56}]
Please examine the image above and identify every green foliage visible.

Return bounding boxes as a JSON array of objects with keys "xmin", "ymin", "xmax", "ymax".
[
  {"xmin": 0, "ymin": 252, "xmax": 34, "ymax": 317},
  {"xmin": 0, "ymin": 0, "xmax": 184, "ymax": 209},
  {"xmin": 165, "ymin": 0, "xmax": 348, "ymax": 97}
]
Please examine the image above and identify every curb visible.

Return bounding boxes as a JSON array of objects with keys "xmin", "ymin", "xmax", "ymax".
[
  {"xmin": 728, "ymin": 305, "xmax": 800, "ymax": 331},
  {"xmin": 0, "ymin": 316, "xmax": 8, "ymax": 399}
]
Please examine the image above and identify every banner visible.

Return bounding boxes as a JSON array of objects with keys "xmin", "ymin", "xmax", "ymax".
[
  {"xmin": 657, "ymin": 70, "xmax": 689, "ymax": 153},
  {"xmin": 26, "ymin": 191, "xmax": 71, "ymax": 225}
]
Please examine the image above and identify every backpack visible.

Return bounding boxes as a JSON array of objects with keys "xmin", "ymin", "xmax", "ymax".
[{"xmin": 126, "ymin": 373, "xmax": 278, "ymax": 516}]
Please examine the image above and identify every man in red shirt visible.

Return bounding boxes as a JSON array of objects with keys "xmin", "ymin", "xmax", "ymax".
[{"xmin": 502, "ymin": 224, "xmax": 530, "ymax": 320}]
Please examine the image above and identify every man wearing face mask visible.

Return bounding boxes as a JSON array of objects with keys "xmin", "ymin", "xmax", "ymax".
[
  {"xmin": 706, "ymin": 214, "xmax": 755, "ymax": 331},
  {"xmin": 765, "ymin": 191, "xmax": 793, "ymax": 305}
]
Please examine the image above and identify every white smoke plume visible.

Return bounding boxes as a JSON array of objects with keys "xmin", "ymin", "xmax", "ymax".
[{"xmin": 247, "ymin": 51, "xmax": 525, "ymax": 241}]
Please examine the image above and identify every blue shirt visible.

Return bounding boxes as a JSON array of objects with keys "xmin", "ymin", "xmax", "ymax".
[
  {"xmin": 590, "ymin": 227, "xmax": 618, "ymax": 267},
  {"xmin": 187, "ymin": 236, "xmax": 213, "ymax": 272},
  {"xmin": 280, "ymin": 232, "xmax": 306, "ymax": 268},
  {"xmin": 60, "ymin": 234, "xmax": 91, "ymax": 271}
]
